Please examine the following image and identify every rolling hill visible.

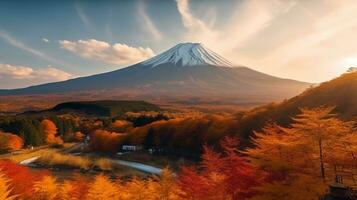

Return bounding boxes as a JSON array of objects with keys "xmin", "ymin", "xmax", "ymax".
[
  {"xmin": 237, "ymin": 71, "xmax": 357, "ymax": 140},
  {"xmin": 24, "ymin": 100, "xmax": 160, "ymax": 117}
]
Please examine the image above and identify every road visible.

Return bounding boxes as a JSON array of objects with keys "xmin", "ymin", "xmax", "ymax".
[
  {"xmin": 19, "ymin": 156, "xmax": 39, "ymax": 165},
  {"xmin": 19, "ymin": 154, "xmax": 163, "ymax": 175},
  {"xmin": 114, "ymin": 160, "xmax": 162, "ymax": 175},
  {"xmin": 18, "ymin": 142, "xmax": 164, "ymax": 175},
  {"xmin": 18, "ymin": 143, "xmax": 83, "ymax": 166}
]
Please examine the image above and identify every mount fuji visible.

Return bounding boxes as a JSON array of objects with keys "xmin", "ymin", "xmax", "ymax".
[{"xmin": 0, "ymin": 43, "xmax": 310, "ymax": 102}]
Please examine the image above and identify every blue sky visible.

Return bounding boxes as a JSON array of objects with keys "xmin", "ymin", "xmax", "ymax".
[{"xmin": 1, "ymin": 0, "xmax": 357, "ymax": 88}]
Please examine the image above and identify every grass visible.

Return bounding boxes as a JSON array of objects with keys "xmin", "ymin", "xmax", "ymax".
[
  {"xmin": 0, "ymin": 143, "xmax": 150, "ymax": 179},
  {"xmin": 36, "ymin": 150, "xmax": 116, "ymax": 171},
  {"xmin": 95, "ymin": 158, "xmax": 113, "ymax": 171},
  {"xmin": 0, "ymin": 143, "xmax": 78, "ymax": 163},
  {"xmin": 38, "ymin": 151, "xmax": 91, "ymax": 170}
]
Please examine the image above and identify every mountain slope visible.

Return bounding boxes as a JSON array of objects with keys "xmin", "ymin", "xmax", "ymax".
[
  {"xmin": 0, "ymin": 43, "xmax": 310, "ymax": 102},
  {"xmin": 237, "ymin": 71, "xmax": 357, "ymax": 140}
]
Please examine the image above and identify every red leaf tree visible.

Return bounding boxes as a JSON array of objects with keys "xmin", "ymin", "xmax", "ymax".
[{"xmin": 178, "ymin": 137, "xmax": 265, "ymax": 200}]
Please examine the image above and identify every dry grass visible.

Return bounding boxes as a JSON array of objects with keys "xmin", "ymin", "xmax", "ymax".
[
  {"xmin": 0, "ymin": 143, "xmax": 79, "ymax": 163},
  {"xmin": 95, "ymin": 158, "xmax": 113, "ymax": 171},
  {"xmin": 37, "ymin": 150, "xmax": 115, "ymax": 171},
  {"xmin": 38, "ymin": 151, "xmax": 91, "ymax": 170}
]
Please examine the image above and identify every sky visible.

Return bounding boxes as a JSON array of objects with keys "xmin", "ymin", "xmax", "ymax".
[{"xmin": 1, "ymin": 0, "xmax": 357, "ymax": 89}]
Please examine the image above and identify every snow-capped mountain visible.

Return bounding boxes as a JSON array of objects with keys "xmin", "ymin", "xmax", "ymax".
[
  {"xmin": 141, "ymin": 43, "xmax": 233, "ymax": 67},
  {"xmin": 347, "ymin": 67, "xmax": 357, "ymax": 73},
  {"xmin": 0, "ymin": 42, "xmax": 311, "ymax": 102}
]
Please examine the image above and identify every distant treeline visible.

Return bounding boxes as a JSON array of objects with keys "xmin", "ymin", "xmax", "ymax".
[
  {"xmin": 0, "ymin": 115, "xmax": 76, "ymax": 146},
  {"xmin": 51, "ymin": 100, "xmax": 161, "ymax": 117},
  {"xmin": 0, "ymin": 112, "xmax": 170, "ymax": 148}
]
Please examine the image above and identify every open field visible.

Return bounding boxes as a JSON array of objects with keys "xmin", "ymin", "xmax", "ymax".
[
  {"xmin": 0, "ymin": 143, "xmax": 151, "ymax": 180},
  {"xmin": 0, "ymin": 92, "xmax": 258, "ymax": 115}
]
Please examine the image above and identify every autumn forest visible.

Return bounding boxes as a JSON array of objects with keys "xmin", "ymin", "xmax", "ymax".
[{"xmin": 2, "ymin": 1, "xmax": 357, "ymax": 199}]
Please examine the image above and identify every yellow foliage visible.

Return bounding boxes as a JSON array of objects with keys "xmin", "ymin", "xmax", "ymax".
[
  {"xmin": 250, "ymin": 175, "xmax": 326, "ymax": 200},
  {"xmin": 0, "ymin": 131, "xmax": 23, "ymax": 151},
  {"xmin": 94, "ymin": 158, "xmax": 113, "ymax": 171},
  {"xmin": 59, "ymin": 181, "xmax": 77, "ymax": 200},
  {"xmin": 33, "ymin": 175, "xmax": 58, "ymax": 200},
  {"xmin": 38, "ymin": 150, "xmax": 91, "ymax": 170},
  {"xmin": 0, "ymin": 172, "xmax": 16, "ymax": 200},
  {"xmin": 85, "ymin": 175, "xmax": 121, "ymax": 200},
  {"xmin": 152, "ymin": 167, "xmax": 183, "ymax": 200},
  {"xmin": 121, "ymin": 168, "xmax": 183, "ymax": 200},
  {"xmin": 121, "ymin": 177, "xmax": 152, "ymax": 200}
]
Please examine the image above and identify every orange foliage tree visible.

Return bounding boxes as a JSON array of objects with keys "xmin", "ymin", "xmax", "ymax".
[
  {"xmin": 0, "ymin": 171, "xmax": 16, "ymax": 200},
  {"xmin": 246, "ymin": 107, "xmax": 357, "ymax": 199},
  {"xmin": 58, "ymin": 175, "xmax": 89, "ymax": 200},
  {"xmin": 109, "ymin": 120, "xmax": 133, "ymax": 132},
  {"xmin": 89, "ymin": 130, "xmax": 124, "ymax": 153},
  {"xmin": 85, "ymin": 175, "xmax": 121, "ymax": 200},
  {"xmin": 74, "ymin": 131, "xmax": 85, "ymax": 141},
  {"xmin": 64, "ymin": 131, "xmax": 85, "ymax": 142},
  {"xmin": 33, "ymin": 175, "xmax": 59, "ymax": 200},
  {"xmin": 126, "ymin": 114, "xmax": 239, "ymax": 158},
  {"xmin": 41, "ymin": 119, "xmax": 63, "ymax": 146},
  {"xmin": 0, "ymin": 160, "xmax": 48, "ymax": 199},
  {"xmin": 0, "ymin": 131, "xmax": 23, "ymax": 151}
]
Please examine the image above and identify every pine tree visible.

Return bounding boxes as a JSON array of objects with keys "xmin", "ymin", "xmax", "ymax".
[
  {"xmin": 0, "ymin": 172, "xmax": 16, "ymax": 200},
  {"xmin": 33, "ymin": 175, "xmax": 59, "ymax": 200},
  {"xmin": 85, "ymin": 175, "xmax": 121, "ymax": 200}
]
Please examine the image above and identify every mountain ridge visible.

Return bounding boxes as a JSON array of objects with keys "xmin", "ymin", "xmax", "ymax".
[
  {"xmin": 140, "ymin": 43, "xmax": 233, "ymax": 67},
  {"xmin": 0, "ymin": 42, "xmax": 310, "ymax": 102}
]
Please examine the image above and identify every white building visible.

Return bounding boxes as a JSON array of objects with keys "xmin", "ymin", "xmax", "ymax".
[{"xmin": 122, "ymin": 145, "xmax": 142, "ymax": 151}]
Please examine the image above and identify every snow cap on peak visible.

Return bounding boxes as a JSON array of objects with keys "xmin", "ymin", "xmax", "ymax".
[{"xmin": 141, "ymin": 42, "xmax": 233, "ymax": 67}]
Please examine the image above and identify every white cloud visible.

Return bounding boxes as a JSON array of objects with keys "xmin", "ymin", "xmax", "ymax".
[
  {"xmin": 0, "ymin": 64, "xmax": 33, "ymax": 79},
  {"xmin": 59, "ymin": 39, "xmax": 155, "ymax": 65},
  {"xmin": 34, "ymin": 67, "xmax": 73, "ymax": 81},
  {"xmin": 175, "ymin": 0, "xmax": 357, "ymax": 82},
  {"xmin": 176, "ymin": 0, "xmax": 211, "ymax": 33},
  {"xmin": 249, "ymin": 0, "xmax": 357, "ymax": 82},
  {"xmin": 42, "ymin": 38, "xmax": 50, "ymax": 43},
  {"xmin": 75, "ymin": 4, "xmax": 92, "ymax": 29},
  {"xmin": 175, "ymin": 0, "xmax": 294, "ymax": 64},
  {"xmin": 0, "ymin": 63, "xmax": 72, "ymax": 81},
  {"xmin": 262, "ymin": 1, "xmax": 357, "ymax": 66},
  {"xmin": 137, "ymin": 1, "xmax": 162, "ymax": 40},
  {"xmin": 0, "ymin": 30, "xmax": 62, "ymax": 65}
]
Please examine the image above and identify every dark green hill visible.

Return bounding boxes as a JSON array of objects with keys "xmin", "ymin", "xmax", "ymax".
[
  {"xmin": 238, "ymin": 72, "xmax": 357, "ymax": 140},
  {"xmin": 49, "ymin": 100, "xmax": 160, "ymax": 117}
]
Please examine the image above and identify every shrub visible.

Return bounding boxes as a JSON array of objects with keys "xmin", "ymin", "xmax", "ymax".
[
  {"xmin": 38, "ymin": 151, "xmax": 90, "ymax": 170},
  {"xmin": 0, "ymin": 131, "xmax": 23, "ymax": 151},
  {"xmin": 89, "ymin": 130, "xmax": 124, "ymax": 153},
  {"xmin": 94, "ymin": 158, "xmax": 113, "ymax": 171}
]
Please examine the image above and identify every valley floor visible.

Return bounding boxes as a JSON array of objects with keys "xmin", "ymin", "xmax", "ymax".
[{"xmin": 0, "ymin": 143, "xmax": 180, "ymax": 182}]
